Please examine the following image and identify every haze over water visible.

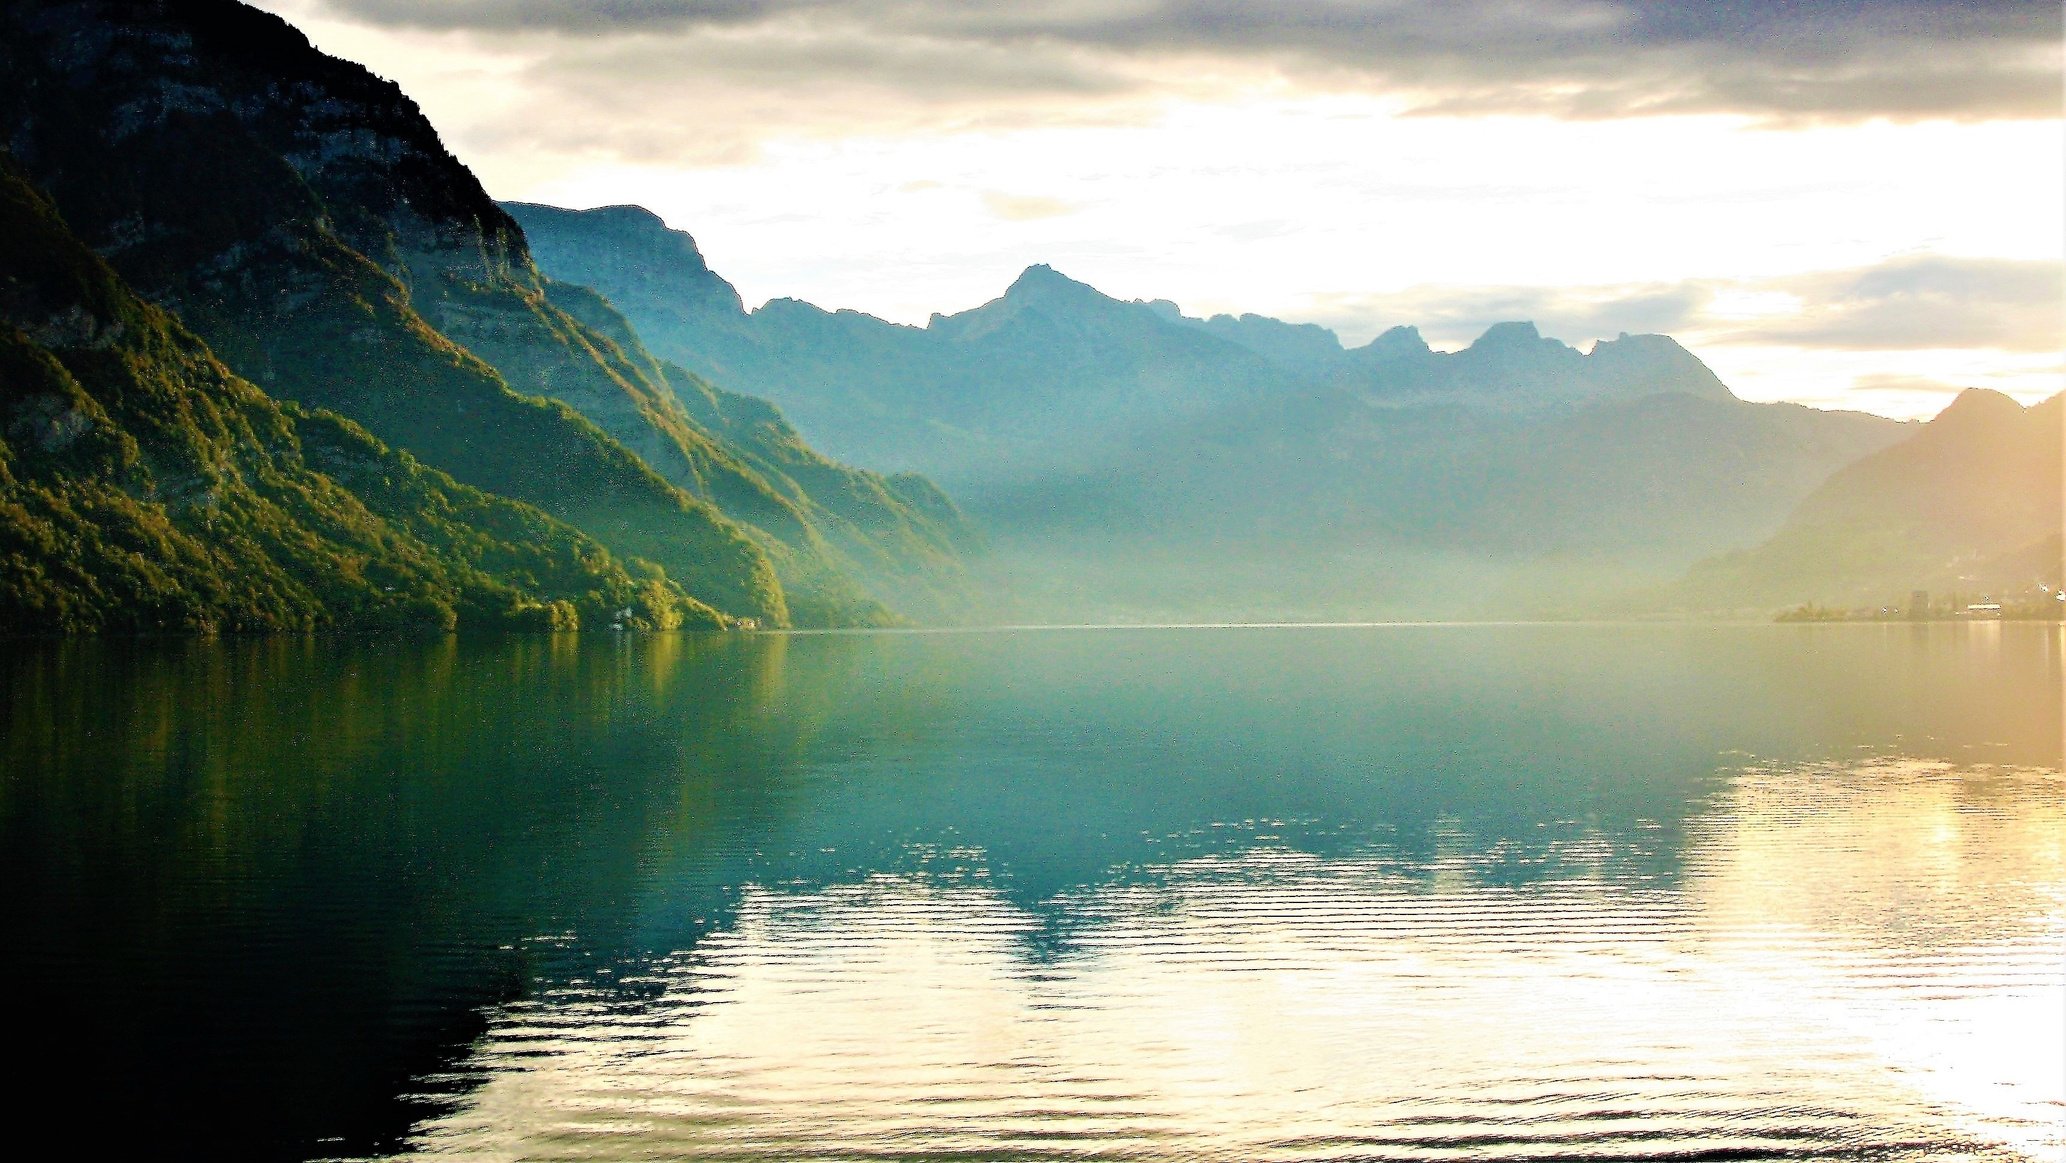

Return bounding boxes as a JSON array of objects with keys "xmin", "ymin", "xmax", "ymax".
[{"xmin": 3, "ymin": 624, "xmax": 2060, "ymax": 1161}]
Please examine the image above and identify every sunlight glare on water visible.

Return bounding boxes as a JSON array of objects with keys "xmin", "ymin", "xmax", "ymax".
[{"xmin": 399, "ymin": 754, "xmax": 2065, "ymax": 1161}]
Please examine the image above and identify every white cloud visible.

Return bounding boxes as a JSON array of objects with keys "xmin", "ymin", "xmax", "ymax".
[
  {"xmin": 289, "ymin": 0, "xmax": 2062, "ymax": 124},
  {"xmin": 1287, "ymin": 258, "xmax": 2063, "ymax": 418},
  {"xmin": 248, "ymin": 0, "xmax": 2064, "ymax": 421},
  {"xmin": 1304, "ymin": 257, "xmax": 2062, "ymax": 355},
  {"xmin": 981, "ymin": 191, "xmax": 1081, "ymax": 220},
  {"xmin": 1698, "ymin": 346, "xmax": 2063, "ymax": 418},
  {"xmin": 1722, "ymin": 257, "xmax": 2064, "ymax": 353}
]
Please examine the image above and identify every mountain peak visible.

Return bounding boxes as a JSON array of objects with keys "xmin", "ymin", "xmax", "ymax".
[
  {"xmin": 1585, "ymin": 332, "xmax": 1734, "ymax": 402},
  {"xmin": 1360, "ymin": 325, "xmax": 1431, "ymax": 361},
  {"xmin": 1917, "ymin": 388, "xmax": 2032, "ymax": 448},
  {"xmin": 502, "ymin": 200, "xmax": 742, "ymax": 316},
  {"xmin": 1470, "ymin": 321, "xmax": 1546, "ymax": 349},
  {"xmin": 1929, "ymin": 387, "xmax": 2026, "ymax": 431},
  {"xmin": 928, "ymin": 263, "xmax": 1129, "ymax": 338},
  {"xmin": 546, "ymin": 203, "xmax": 667, "ymax": 230},
  {"xmin": 1004, "ymin": 263, "xmax": 1097, "ymax": 298},
  {"xmin": 504, "ymin": 201, "xmax": 714, "ymax": 275}
]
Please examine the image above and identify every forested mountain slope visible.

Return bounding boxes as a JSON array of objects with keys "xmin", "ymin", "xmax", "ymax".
[
  {"xmin": 0, "ymin": 0, "xmax": 975, "ymax": 627},
  {"xmin": 0, "ymin": 157, "xmax": 723, "ymax": 634}
]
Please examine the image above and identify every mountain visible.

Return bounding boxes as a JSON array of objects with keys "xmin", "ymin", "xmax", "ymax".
[
  {"xmin": 506, "ymin": 202, "xmax": 1745, "ymax": 489},
  {"xmin": 506, "ymin": 204, "xmax": 1297, "ymax": 483},
  {"xmin": 1320, "ymin": 322, "xmax": 1736, "ymax": 410},
  {"xmin": 1144, "ymin": 301, "xmax": 1347, "ymax": 376},
  {"xmin": 1678, "ymin": 389, "xmax": 2063, "ymax": 613},
  {"xmin": 509, "ymin": 201, "xmax": 1908, "ymax": 620},
  {"xmin": 0, "ymin": 0, "xmax": 975, "ymax": 627},
  {"xmin": 0, "ymin": 155, "xmax": 725, "ymax": 634},
  {"xmin": 959, "ymin": 387, "xmax": 1912, "ymax": 621},
  {"xmin": 538, "ymin": 280, "xmax": 980, "ymax": 622}
]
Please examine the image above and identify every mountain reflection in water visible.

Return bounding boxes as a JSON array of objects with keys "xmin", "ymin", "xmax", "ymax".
[{"xmin": 1, "ymin": 625, "xmax": 2058, "ymax": 1161}]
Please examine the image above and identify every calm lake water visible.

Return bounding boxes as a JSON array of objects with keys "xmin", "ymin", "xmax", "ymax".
[{"xmin": 2, "ymin": 624, "xmax": 2060, "ymax": 1162}]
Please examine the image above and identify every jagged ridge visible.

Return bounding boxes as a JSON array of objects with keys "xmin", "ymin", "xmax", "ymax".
[{"xmin": 506, "ymin": 201, "xmax": 1909, "ymax": 620}]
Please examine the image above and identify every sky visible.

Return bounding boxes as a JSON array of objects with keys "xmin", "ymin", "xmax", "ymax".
[{"xmin": 252, "ymin": 0, "xmax": 2064, "ymax": 419}]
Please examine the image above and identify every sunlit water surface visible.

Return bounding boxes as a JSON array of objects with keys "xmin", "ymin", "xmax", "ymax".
[{"xmin": 2, "ymin": 625, "xmax": 2060, "ymax": 1161}]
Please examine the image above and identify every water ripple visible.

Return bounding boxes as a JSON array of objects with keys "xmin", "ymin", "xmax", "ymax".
[{"xmin": 389, "ymin": 761, "xmax": 2063, "ymax": 1162}]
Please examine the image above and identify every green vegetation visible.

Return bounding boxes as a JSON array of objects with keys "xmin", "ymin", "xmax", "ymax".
[
  {"xmin": 1, "ymin": 1, "xmax": 1975, "ymax": 630},
  {"xmin": 506, "ymin": 201, "xmax": 1913, "ymax": 622},
  {"xmin": 537, "ymin": 279, "xmax": 980, "ymax": 624},
  {"xmin": 172, "ymin": 227, "xmax": 792, "ymax": 626},
  {"xmin": 0, "ymin": 0, "xmax": 981, "ymax": 631},
  {"xmin": 0, "ymin": 158, "xmax": 723, "ymax": 634}
]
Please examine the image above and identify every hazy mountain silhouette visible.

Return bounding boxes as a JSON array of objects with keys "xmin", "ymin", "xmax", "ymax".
[
  {"xmin": 511, "ymin": 202, "xmax": 1296, "ymax": 481},
  {"xmin": 511, "ymin": 201, "xmax": 1909, "ymax": 620},
  {"xmin": 510, "ymin": 203, "xmax": 1750, "ymax": 486},
  {"xmin": 1678, "ymin": 389, "xmax": 2063, "ymax": 612}
]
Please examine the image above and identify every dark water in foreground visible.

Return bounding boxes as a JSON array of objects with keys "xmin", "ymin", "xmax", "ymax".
[{"xmin": 1, "ymin": 624, "xmax": 2060, "ymax": 1161}]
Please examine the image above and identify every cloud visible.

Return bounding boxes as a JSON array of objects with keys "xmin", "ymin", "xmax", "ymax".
[
  {"xmin": 1846, "ymin": 372, "xmax": 1967, "ymax": 395},
  {"xmin": 354, "ymin": 15, "xmax": 1174, "ymax": 166},
  {"xmin": 1726, "ymin": 256, "xmax": 2064, "ymax": 352},
  {"xmin": 1834, "ymin": 372, "xmax": 1997, "ymax": 418},
  {"xmin": 1300, "ymin": 256, "xmax": 2062, "ymax": 353},
  {"xmin": 980, "ymin": 191, "xmax": 1078, "ymax": 220},
  {"xmin": 295, "ymin": 0, "xmax": 2062, "ymax": 124},
  {"xmin": 1305, "ymin": 281, "xmax": 1715, "ymax": 349}
]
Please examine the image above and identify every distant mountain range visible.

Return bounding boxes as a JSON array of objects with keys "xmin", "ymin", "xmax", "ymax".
[
  {"xmin": 2, "ymin": 0, "xmax": 2048, "ymax": 632},
  {"xmin": 0, "ymin": 0, "xmax": 976, "ymax": 631},
  {"xmin": 509, "ymin": 202, "xmax": 1927, "ymax": 620},
  {"xmin": 509, "ymin": 205, "xmax": 1742, "ymax": 485},
  {"xmin": 1678, "ymin": 389, "xmax": 2062, "ymax": 612}
]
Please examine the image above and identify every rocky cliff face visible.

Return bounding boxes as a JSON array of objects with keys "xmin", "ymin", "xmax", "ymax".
[
  {"xmin": 509, "ymin": 202, "xmax": 749, "ymax": 320},
  {"xmin": 3, "ymin": 0, "xmax": 523, "ymax": 296},
  {"xmin": 0, "ymin": 154, "xmax": 723, "ymax": 634},
  {"xmin": 0, "ymin": 0, "xmax": 977, "ymax": 626}
]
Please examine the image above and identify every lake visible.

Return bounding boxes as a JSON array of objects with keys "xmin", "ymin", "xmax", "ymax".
[{"xmin": 1, "ymin": 624, "xmax": 2059, "ymax": 1161}]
